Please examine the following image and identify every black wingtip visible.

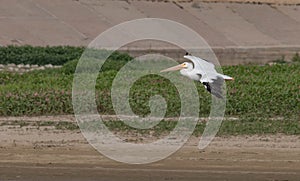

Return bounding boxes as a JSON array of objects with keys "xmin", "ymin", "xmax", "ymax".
[
  {"xmin": 213, "ymin": 92, "xmax": 224, "ymax": 99},
  {"xmin": 203, "ymin": 80, "xmax": 225, "ymax": 99}
]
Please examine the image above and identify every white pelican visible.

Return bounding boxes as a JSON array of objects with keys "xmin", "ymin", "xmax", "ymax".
[{"xmin": 161, "ymin": 53, "xmax": 234, "ymax": 98}]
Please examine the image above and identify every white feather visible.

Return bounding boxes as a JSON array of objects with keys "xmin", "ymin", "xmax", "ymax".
[{"xmin": 183, "ymin": 55, "xmax": 233, "ymax": 82}]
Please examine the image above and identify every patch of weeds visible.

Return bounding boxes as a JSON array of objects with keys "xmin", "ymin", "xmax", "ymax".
[
  {"xmin": 292, "ymin": 53, "xmax": 300, "ymax": 63},
  {"xmin": 37, "ymin": 121, "xmax": 56, "ymax": 127},
  {"xmin": 273, "ymin": 55, "xmax": 287, "ymax": 64},
  {"xmin": 19, "ymin": 121, "xmax": 30, "ymax": 128},
  {"xmin": 97, "ymin": 118, "xmax": 300, "ymax": 136},
  {"xmin": 0, "ymin": 120, "xmax": 30, "ymax": 127},
  {"xmin": 55, "ymin": 121, "xmax": 79, "ymax": 130}
]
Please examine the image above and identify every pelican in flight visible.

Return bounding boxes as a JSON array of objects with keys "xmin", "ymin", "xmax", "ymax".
[{"xmin": 161, "ymin": 53, "xmax": 234, "ymax": 98}]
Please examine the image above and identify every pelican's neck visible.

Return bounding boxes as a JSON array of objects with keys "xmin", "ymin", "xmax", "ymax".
[{"xmin": 180, "ymin": 63, "xmax": 196, "ymax": 80}]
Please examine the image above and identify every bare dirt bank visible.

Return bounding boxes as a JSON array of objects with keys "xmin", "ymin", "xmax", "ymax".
[
  {"xmin": 1, "ymin": 0, "xmax": 300, "ymax": 65},
  {"xmin": 0, "ymin": 117, "xmax": 300, "ymax": 180},
  {"xmin": 194, "ymin": 0, "xmax": 300, "ymax": 5},
  {"xmin": 129, "ymin": 0, "xmax": 300, "ymax": 5}
]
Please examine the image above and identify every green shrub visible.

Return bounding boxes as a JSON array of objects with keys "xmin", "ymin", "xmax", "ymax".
[
  {"xmin": 292, "ymin": 53, "xmax": 300, "ymax": 62},
  {"xmin": 0, "ymin": 45, "xmax": 84, "ymax": 65},
  {"xmin": 0, "ymin": 48, "xmax": 299, "ymax": 120},
  {"xmin": 224, "ymin": 63, "xmax": 299, "ymax": 119},
  {"xmin": 0, "ymin": 90, "xmax": 72, "ymax": 116},
  {"xmin": 0, "ymin": 63, "xmax": 299, "ymax": 119},
  {"xmin": 0, "ymin": 45, "xmax": 133, "ymax": 66},
  {"xmin": 60, "ymin": 51, "xmax": 133, "ymax": 75},
  {"xmin": 273, "ymin": 55, "xmax": 287, "ymax": 64}
]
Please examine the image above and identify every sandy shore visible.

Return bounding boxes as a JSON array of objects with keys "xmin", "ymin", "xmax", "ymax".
[{"xmin": 0, "ymin": 117, "xmax": 299, "ymax": 180}]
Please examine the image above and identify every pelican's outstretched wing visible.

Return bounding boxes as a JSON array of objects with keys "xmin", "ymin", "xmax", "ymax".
[
  {"xmin": 184, "ymin": 55, "xmax": 226, "ymax": 98},
  {"xmin": 203, "ymin": 76, "xmax": 224, "ymax": 99},
  {"xmin": 183, "ymin": 55, "xmax": 219, "ymax": 82}
]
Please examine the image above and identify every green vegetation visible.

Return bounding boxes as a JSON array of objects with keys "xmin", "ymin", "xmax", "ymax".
[
  {"xmin": 103, "ymin": 118, "xmax": 300, "ymax": 136},
  {"xmin": 273, "ymin": 55, "xmax": 287, "ymax": 64},
  {"xmin": 1, "ymin": 61, "xmax": 298, "ymax": 120},
  {"xmin": 0, "ymin": 46, "xmax": 299, "ymax": 135},
  {"xmin": 2, "ymin": 118, "xmax": 299, "ymax": 136},
  {"xmin": 0, "ymin": 45, "xmax": 133, "ymax": 66},
  {"xmin": 0, "ymin": 45, "xmax": 84, "ymax": 65},
  {"xmin": 292, "ymin": 53, "xmax": 300, "ymax": 63}
]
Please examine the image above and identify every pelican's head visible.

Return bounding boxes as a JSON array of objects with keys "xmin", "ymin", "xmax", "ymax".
[{"xmin": 160, "ymin": 62, "xmax": 192, "ymax": 72}]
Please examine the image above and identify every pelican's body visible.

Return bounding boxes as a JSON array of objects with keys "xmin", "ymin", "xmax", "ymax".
[{"xmin": 161, "ymin": 54, "xmax": 234, "ymax": 98}]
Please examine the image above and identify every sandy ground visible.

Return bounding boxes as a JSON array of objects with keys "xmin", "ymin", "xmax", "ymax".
[
  {"xmin": 200, "ymin": 0, "xmax": 300, "ymax": 4},
  {"xmin": 0, "ymin": 116, "xmax": 300, "ymax": 181}
]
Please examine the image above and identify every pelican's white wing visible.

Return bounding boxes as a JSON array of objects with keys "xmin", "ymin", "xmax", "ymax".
[
  {"xmin": 184, "ymin": 55, "xmax": 229, "ymax": 98},
  {"xmin": 183, "ymin": 55, "xmax": 218, "ymax": 82}
]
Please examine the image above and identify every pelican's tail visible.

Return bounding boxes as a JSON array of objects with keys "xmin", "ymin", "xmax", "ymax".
[{"xmin": 220, "ymin": 74, "xmax": 234, "ymax": 81}]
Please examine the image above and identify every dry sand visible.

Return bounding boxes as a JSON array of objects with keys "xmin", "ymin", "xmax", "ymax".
[
  {"xmin": 0, "ymin": 116, "xmax": 299, "ymax": 181},
  {"xmin": 195, "ymin": 0, "xmax": 300, "ymax": 5}
]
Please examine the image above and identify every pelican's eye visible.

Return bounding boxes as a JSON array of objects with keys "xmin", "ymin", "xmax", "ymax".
[{"xmin": 182, "ymin": 63, "xmax": 186, "ymax": 67}]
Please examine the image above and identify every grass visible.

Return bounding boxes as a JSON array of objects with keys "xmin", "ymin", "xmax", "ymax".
[
  {"xmin": 0, "ymin": 120, "xmax": 79, "ymax": 130},
  {"xmin": 1, "ymin": 62, "xmax": 298, "ymax": 119},
  {"xmin": 99, "ymin": 117, "xmax": 300, "ymax": 136},
  {"xmin": 292, "ymin": 53, "xmax": 300, "ymax": 62},
  {"xmin": 2, "ymin": 118, "xmax": 298, "ymax": 136},
  {"xmin": 0, "ymin": 49, "xmax": 299, "ymax": 135},
  {"xmin": 0, "ymin": 45, "xmax": 84, "ymax": 65},
  {"xmin": 54, "ymin": 121, "xmax": 79, "ymax": 130},
  {"xmin": 55, "ymin": 118, "xmax": 300, "ymax": 136}
]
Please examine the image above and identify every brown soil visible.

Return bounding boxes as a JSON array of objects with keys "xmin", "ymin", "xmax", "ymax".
[
  {"xmin": 0, "ymin": 116, "xmax": 300, "ymax": 181},
  {"xmin": 197, "ymin": 0, "xmax": 300, "ymax": 5},
  {"xmin": 135, "ymin": 0, "xmax": 300, "ymax": 5}
]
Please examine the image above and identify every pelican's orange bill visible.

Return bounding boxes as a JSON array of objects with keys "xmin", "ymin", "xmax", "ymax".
[{"xmin": 160, "ymin": 64, "xmax": 185, "ymax": 72}]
